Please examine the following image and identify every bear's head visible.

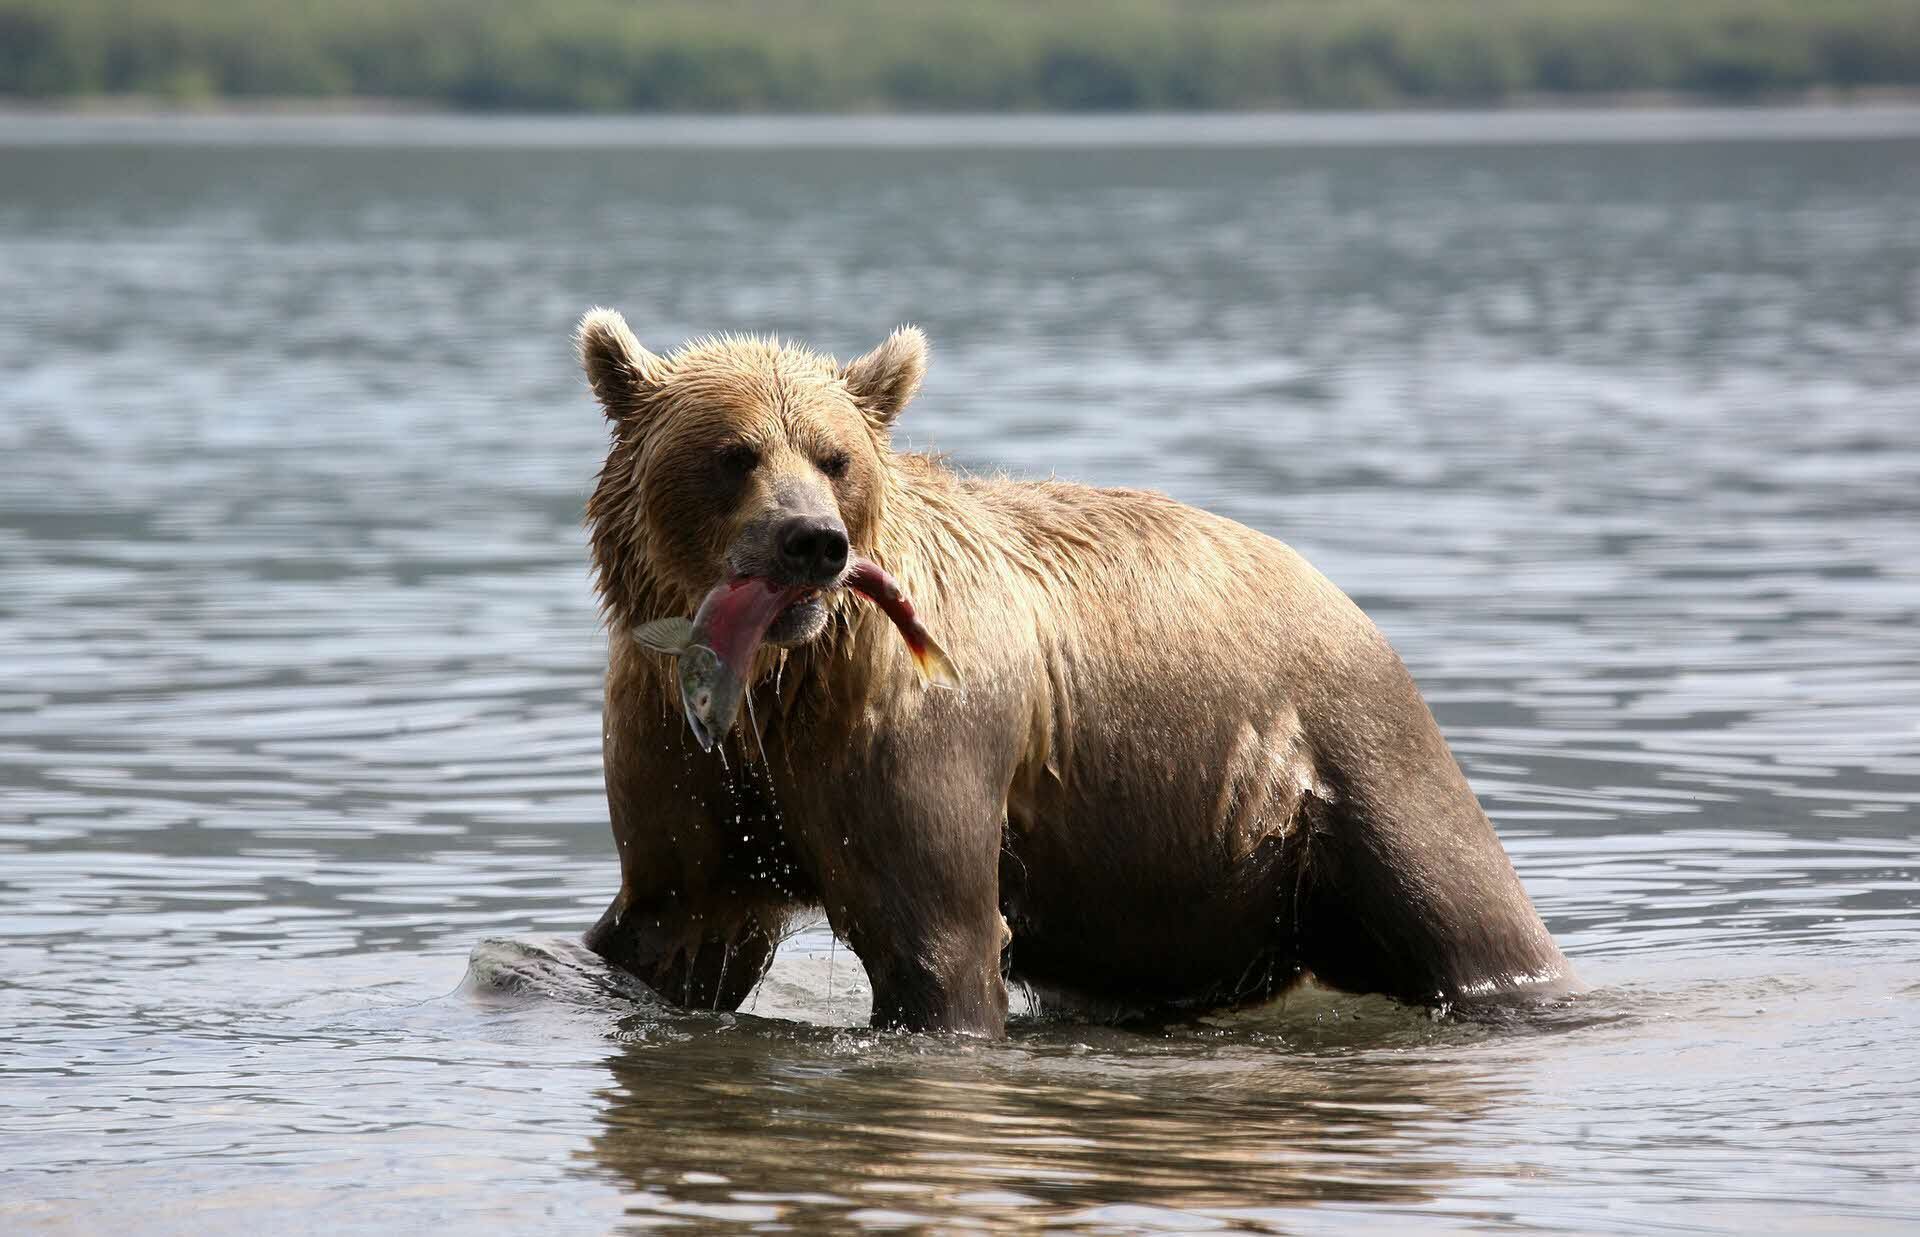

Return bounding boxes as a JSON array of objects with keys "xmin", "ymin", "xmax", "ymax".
[{"xmin": 577, "ymin": 308, "xmax": 926, "ymax": 647}]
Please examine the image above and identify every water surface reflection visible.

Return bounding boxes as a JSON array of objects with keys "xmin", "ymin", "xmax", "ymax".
[{"xmin": 586, "ymin": 1016, "xmax": 1518, "ymax": 1230}]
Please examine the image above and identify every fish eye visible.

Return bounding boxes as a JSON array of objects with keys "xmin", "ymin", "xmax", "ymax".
[
  {"xmin": 717, "ymin": 444, "xmax": 760, "ymax": 476},
  {"xmin": 819, "ymin": 451, "xmax": 851, "ymax": 480}
]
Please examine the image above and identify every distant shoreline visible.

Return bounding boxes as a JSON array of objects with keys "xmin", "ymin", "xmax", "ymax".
[
  {"xmin": 9, "ymin": 86, "xmax": 1920, "ymax": 119},
  {"xmin": 7, "ymin": 103, "xmax": 1920, "ymax": 150},
  {"xmin": 11, "ymin": 0, "xmax": 1917, "ymax": 115}
]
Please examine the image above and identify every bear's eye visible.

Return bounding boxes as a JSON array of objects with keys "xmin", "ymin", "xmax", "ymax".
[
  {"xmin": 716, "ymin": 444, "xmax": 760, "ymax": 477},
  {"xmin": 818, "ymin": 451, "xmax": 851, "ymax": 480}
]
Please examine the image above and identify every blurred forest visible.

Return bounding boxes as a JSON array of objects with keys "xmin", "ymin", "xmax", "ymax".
[{"xmin": 3, "ymin": 0, "xmax": 1917, "ymax": 111}]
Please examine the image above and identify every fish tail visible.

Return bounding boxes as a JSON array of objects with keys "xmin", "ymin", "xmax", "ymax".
[{"xmin": 911, "ymin": 633, "xmax": 962, "ymax": 690}]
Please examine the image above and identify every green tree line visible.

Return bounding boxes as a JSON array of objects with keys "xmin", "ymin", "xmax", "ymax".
[{"xmin": 3, "ymin": 0, "xmax": 1917, "ymax": 110}]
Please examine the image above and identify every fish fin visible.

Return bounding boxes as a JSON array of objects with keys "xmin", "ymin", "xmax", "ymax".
[
  {"xmin": 912, "ymin": 634, "xmax": 962, "ymax": 691},
  {"xmin": 631, "ymin": 617, "xmax": 693, "ymax": 655}
]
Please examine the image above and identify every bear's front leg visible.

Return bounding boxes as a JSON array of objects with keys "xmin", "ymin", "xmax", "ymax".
[
  {"xmin": 803, "ymin": 774, "xmax": 1011, "ymax": 1037},
  {"xmin": 588, "ymin": 700, "xmax": 804, "ymax": 1012},
  {"xmin": 854, "ymin": 897, "xmax": 1009, "ymax": 1036},
  {"xmin": 585, "ymin": 888, "xmax": 785, "ymax": 1011}
]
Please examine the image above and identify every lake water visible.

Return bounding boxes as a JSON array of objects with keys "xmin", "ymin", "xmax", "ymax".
[{"xmin": 2, "ymin": 110, "xmax": 1918, "ymax": 1232}]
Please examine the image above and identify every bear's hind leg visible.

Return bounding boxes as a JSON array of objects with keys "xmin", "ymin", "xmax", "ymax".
[{"xmin": 1288, "ymin": 787, "xmax": 1570, "ymax": 1007}]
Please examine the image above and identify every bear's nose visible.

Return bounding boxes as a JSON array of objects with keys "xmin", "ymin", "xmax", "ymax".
[{"xmin": 775, "ymin": 516, "xmax": 850, "ymax": 584}]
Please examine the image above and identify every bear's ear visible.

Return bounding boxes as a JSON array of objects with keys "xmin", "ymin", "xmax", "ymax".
[
  {"xmin": 841, "ymin": 326, "xmax": 927, "ymax": 432},
  {"xmin": 576, "ymin": 307, "xmax": 665, "ymax": 424}
]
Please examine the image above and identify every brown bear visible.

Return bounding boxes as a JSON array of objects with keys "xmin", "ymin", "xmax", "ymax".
[{"xmin": 575, "ymin": 308, "xmax": 1571, "ymax": 1036}]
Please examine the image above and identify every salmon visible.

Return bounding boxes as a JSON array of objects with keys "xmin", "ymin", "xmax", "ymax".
[{"xmin": 632, "ymin": 557, "xmax": 957, "ymax": 750}]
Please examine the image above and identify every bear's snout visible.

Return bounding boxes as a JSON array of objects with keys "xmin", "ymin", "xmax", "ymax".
[{"xmin": 772, "ymin": 515, "xmax": 850, "ymax": 586}]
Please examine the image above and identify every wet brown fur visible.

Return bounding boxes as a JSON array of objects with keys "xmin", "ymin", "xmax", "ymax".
[{"xmin": 576, "ymin": 308, "xmax": 1571, "ymax": 1035}]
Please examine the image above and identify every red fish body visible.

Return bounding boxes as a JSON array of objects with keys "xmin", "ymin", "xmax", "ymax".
[
  {"xmin": 845, "ymin": 559, "xmax": 960, "ymax": 689},
  {"xmin": 675, "ymin": 577, "xmax": 806, "ymax": 750},
  {"xmin": 637, "ymin": 558, "xmax": 958, "ymax": 751}
]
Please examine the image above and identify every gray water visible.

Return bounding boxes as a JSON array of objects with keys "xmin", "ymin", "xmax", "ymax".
[{"xmin": 2, "ymin": 111, "xmax": 1918, "ymax": 1233}]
